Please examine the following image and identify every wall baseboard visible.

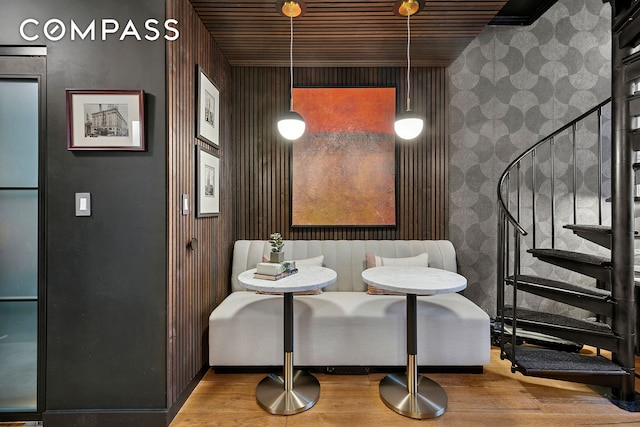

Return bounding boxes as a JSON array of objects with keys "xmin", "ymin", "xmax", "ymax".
[
  {"xmin": 43, "ymin": 365, "xmax": 209, "ymax": 427},
  {"xmin": 43, "ymin": 409, "xmax": 168, "ymax": 427},
  {"xmin": 167, "ymin": 364, "xmax": 209, "ymax": 423}
]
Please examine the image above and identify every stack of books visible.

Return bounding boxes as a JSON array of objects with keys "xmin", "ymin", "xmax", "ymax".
[{"xmin": 254, "ymin": 261, "xmax": 298, "ymax": 280}]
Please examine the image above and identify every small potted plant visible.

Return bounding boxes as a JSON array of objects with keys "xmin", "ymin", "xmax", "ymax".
[{"xmin": 269, "ymin": 232, "xmax": 285, "ymax": 263}]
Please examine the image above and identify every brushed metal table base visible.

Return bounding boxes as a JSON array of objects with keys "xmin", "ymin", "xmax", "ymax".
[
  {"xmin": 256, "ymin": 368, "xmax": 320, "ymax": 415},
  {"xmin": 256, "ymin": 292, "xmax": 320, "ymax": 415},
  {"xmin": 379, "ymin": 372, "xmax": 447, "ymax": 419},
  {"xmin": 379, "ymin": 294, "xmax": 448, "ymax": 419}
]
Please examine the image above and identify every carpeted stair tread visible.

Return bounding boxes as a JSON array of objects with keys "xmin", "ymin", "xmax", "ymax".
[
  {"xmin": 563, "ymin": 224, "xmax": 612, "ymax": 235},
  {"xmin": 528, "ymin": 248, "xmax": 611, "ymax": 267},
  {"xmin": 505, "ymin": 344, "xmax": 626, "ymax": 374},
  {"xmin": 493, "ymin": 323, "xmax": 583, "ymax": 352},
  {"xmin": 506, "ymin": 275, "xmax": 611, "ymax": 298},
  {"xmin": 504, "ymin": 307, "xmax": 612, "ymax": 334}
]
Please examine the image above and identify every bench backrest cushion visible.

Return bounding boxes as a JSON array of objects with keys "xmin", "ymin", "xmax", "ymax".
[{"xmin": 231, "ymin": 240, "xmax": 457, "ymax": 292}]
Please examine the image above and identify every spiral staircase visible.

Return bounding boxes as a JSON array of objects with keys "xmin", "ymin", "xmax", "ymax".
[{"xmin": 495, "ymin": 0, "xmax": 640, "ymax": 411}]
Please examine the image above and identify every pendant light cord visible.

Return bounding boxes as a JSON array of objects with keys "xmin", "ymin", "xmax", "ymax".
[
  {"xmin": 289, "ymin": 10, "xmax": 294, "ymax": 111},
  {"xmin": 406, "ymin": 11, "xmax": 411, "ymax": 112}
]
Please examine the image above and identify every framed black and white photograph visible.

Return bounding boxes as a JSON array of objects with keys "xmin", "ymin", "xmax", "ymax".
[
  {"xmin": 196, "ymin": 145, "xmax": 220, "ymax": 217},
  {"xmin": 196, "ymin": 66, "xmax": 220, "ymax": 148},
  {"xmin": 66, "ymin": 89, "xmax": 145, "ymax": 150}
]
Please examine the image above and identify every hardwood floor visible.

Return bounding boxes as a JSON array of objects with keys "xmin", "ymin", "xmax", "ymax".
[
  {"xmin": 2, "ymin": 346, "xmax": 640, "ymax": 426},
  {"xmin": 170, "ymin": 346, "xmax": 640, "ymax": 427}
]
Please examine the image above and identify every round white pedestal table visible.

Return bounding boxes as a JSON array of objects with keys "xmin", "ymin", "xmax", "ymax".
[
  {"xmin": 238, "ymin": 266, "xmax": 337, "ymax": 415},
  {"xmin": 361, "ymin": 266, "xmax": 467, "ymax": 419}
]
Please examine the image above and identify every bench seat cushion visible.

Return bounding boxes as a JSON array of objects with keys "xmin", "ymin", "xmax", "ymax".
[{"xmin": 209, "ymin": 291, "xmax": 490, "ymax": 367}]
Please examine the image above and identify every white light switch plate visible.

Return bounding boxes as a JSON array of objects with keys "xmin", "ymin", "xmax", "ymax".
[
  {"xmin": 182, "ymin": 194, "xmax": 189, "ymax": 215},
  {"xmin": 75, "ymin": 192, "xmax": 91, "ymax": 216}
]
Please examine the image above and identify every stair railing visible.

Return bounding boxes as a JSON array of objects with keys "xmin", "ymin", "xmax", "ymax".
[{"xmin": 496, "ymin": 98, "xmax": 611, "ymax": 362}]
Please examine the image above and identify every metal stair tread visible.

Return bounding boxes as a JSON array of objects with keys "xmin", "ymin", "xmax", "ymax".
[
  {"xmin": 528, "ymin": 248, "xmax": 611, "ymax": 267},
  {"xmin": 505, "ymin": 275, "xmax": 611, "ymax": 298},
  {"xmin": 605, "ymin": 196, "xmax": 640, "ymax": 202},
  {"xmin": 505, "ymin": 344, "xmax": 626, "ymax": 374},
  {"xmin": 563, "ymin": 224, "xmax": 612, "ymax": 235},
  {"xmin": 504, "ymin": 306, "xmax": 613, "ymax": 335},
  {"xmin": 564, "ymin": 223, "xmax": 637, "ymax": 235}
]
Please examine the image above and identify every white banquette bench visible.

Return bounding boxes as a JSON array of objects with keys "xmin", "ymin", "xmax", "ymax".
[{"xmin": 209, "ymin": 240, "xmax": 490, "ymax": 370}]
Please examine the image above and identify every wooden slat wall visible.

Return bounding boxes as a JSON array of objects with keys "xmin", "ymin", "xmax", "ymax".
[
  {"xmin": 166, "ymin": 0, "xmax": 233, "ymax": 408},
  {"xmin": 233, "ymin": 67, "xmax": 448, "ymax": 241},
  {"xmin": 165, "ymin": 3, "xmax": 447, "ymax": 407}
]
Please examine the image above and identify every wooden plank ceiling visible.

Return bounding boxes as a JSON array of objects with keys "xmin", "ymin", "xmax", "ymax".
[{"xmin": 189, "ymin": 0, "xmax": 509, "ymax": 67}]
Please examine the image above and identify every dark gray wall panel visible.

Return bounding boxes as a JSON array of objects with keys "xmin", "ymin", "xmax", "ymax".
[{"xmin": 1, "ymin": 0, "xmax": 168, "ymax": 415}]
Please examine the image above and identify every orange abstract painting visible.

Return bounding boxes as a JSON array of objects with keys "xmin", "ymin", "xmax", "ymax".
[{"xmin": 291, "ymin": 87, "xmax": 396, "ymax": 226}]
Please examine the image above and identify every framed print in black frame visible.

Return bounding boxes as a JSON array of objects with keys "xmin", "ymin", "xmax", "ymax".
[
  {"xmin": 196, "ymin": 145, "xmax": 220, "ymax": 217},
  {"xmin": 66, "ymin": 89, "xmax": 145, "ymax": 150},
  {"xmin": 196, "ymin": 66, "xmax": 220, "ymax": 148}
]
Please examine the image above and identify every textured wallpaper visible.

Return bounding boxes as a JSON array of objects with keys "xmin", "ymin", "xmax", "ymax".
[{"xmin": 448, "ymin": 0, "xmax": 612, "ymax": 317}]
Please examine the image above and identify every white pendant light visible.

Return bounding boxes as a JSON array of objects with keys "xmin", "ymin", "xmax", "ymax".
[
  {"xmin": 278, "ymin": 110, "xmax": 306, "ymax": 140},
  {"xmin": 395, "ymin": 0, "xmax": 423, "ymax": 140},
  {"xmin": 277, "ymin": 1, "xmax": 306, "ymax": 141},
  {"xmin": 395, "ymin": 114, "xmax": 424, "ymax": 140}
]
